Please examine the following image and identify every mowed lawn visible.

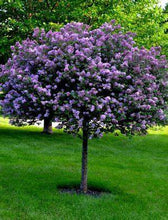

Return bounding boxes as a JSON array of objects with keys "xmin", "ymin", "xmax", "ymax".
[{"xmin": 0, "ymin": 117, "xmax": 168, "ymax": 220}]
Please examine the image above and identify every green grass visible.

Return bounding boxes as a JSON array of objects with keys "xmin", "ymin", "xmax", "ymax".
[{"xmin": 0, "ymin": 117, "xmax": 168, "ymax": 220}]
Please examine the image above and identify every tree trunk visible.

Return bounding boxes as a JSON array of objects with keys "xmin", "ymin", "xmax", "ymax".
[
  {"xmin": 42, "ymin": 118, "xmax": 53, "ymax": 134},
  {"xmin": 80, "ymin": 120, "xmax": 88, "ymax": 193}
]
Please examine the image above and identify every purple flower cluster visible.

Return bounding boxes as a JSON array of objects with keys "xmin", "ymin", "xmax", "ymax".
[{"xmin": 0, "ymin": 21, "xmax": 167, "ymax": 137}]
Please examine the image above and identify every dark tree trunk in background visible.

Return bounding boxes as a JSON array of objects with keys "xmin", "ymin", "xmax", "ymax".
[
  {"xmin": 80, "ymin": 120, "xmax": 89, "ymax": 193},
  {"xmin": 42, "ymin": 118, "xmax": 53, "ymax": 134}
]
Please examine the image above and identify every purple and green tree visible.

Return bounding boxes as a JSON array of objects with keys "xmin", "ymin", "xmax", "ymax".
[{"xmin": 0, "ymin": 21, "xmax": 167, "ymax": 192}]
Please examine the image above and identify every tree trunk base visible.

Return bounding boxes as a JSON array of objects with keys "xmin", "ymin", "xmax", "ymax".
[
  {"xmin": 42, "ymin": 118, "xmax": 53, "ymax": 134},
  {"xmin": 58, "ymin": 186, "xmax": 106, "ymax": 197},
  {"xmin": 41, "ymin": 130, "xmax": 53, "ymax": 134}
]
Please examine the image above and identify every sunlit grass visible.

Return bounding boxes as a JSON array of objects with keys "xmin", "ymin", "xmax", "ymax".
[{"xmin": 0, "ymin": 117, "xmax": 168, "ymax": 219}]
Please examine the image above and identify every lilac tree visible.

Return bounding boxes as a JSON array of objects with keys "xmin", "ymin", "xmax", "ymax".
[
  {"xmin": 0, "ymin": 21, "xmax": 167, "ymax": 193},
  {"xmin": 52, "ymin": 22, "xmax": 168, "ymax": 193}
]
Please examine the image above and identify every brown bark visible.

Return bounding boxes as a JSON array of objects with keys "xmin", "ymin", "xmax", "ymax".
[
  {"xmin": 42, "ymin": 118, "xmax": 53, "ymax": 134},
  {"xmin": 80, "ymin": 120, "xmax": 88, "ymax": 193}
]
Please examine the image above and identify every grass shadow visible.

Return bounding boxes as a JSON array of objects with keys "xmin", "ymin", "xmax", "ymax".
[
  {"xmin": 56, "ymin": 181, "xmax": 137, "ymax": 201},
  {"xmin": 0, "ymin": 125, "xmax": 77, "ymax": 143},
  {"xmin": 57, "ymin": 182, "xmax": 110, "ymax": 193}
]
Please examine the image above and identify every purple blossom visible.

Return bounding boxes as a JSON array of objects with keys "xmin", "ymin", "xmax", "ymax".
[{"xmin": 0, "ymin": 21, "xmax": 167, "ymax": 138}]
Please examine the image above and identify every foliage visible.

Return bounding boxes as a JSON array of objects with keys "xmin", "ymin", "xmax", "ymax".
[
  {"xmin": 0, "ymin": 0, "xmax": 167, "ymax": 64},
  {"xmin": 159, "ymin": 2, "xmax": 168, "ymax": 56},
  {"xmin": 0, "ymin": 0, "xmax": 63, "ymax": 64},
  {"xmin": 0, "ymin": 21, "xmax": 167, "ymax": 137}
]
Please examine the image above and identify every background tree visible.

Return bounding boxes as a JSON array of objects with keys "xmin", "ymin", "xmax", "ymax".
[
  {"xmin": 160, "ymin": 2, "xmax": 168, "ymax": 54},
  {"xmin": 0, "ymin": 0, "xmax": 167, "ymax": 64},
  {"xmin": 1, "ymin": 21, "xmax": 167, "ymax": 193}
]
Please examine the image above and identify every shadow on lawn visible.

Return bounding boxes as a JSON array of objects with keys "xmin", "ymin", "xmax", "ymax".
[
  {"xmin": 0, "ymin": 126, "xmax": 70, "ymax": 141},
  {"xmin": 57, "ymin": 182, "xmax": 136, "ymax": 201},
  {"xmin": 1, "ymin": 164, "xmax": 137, "ymax": 200},
  {"xmin": 55, "ymin": 178, "xmax": 137, "ymax": 201},
  {"xmin": 57, "ymin": 181, "xmax": 112, "ymax": 197}
]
